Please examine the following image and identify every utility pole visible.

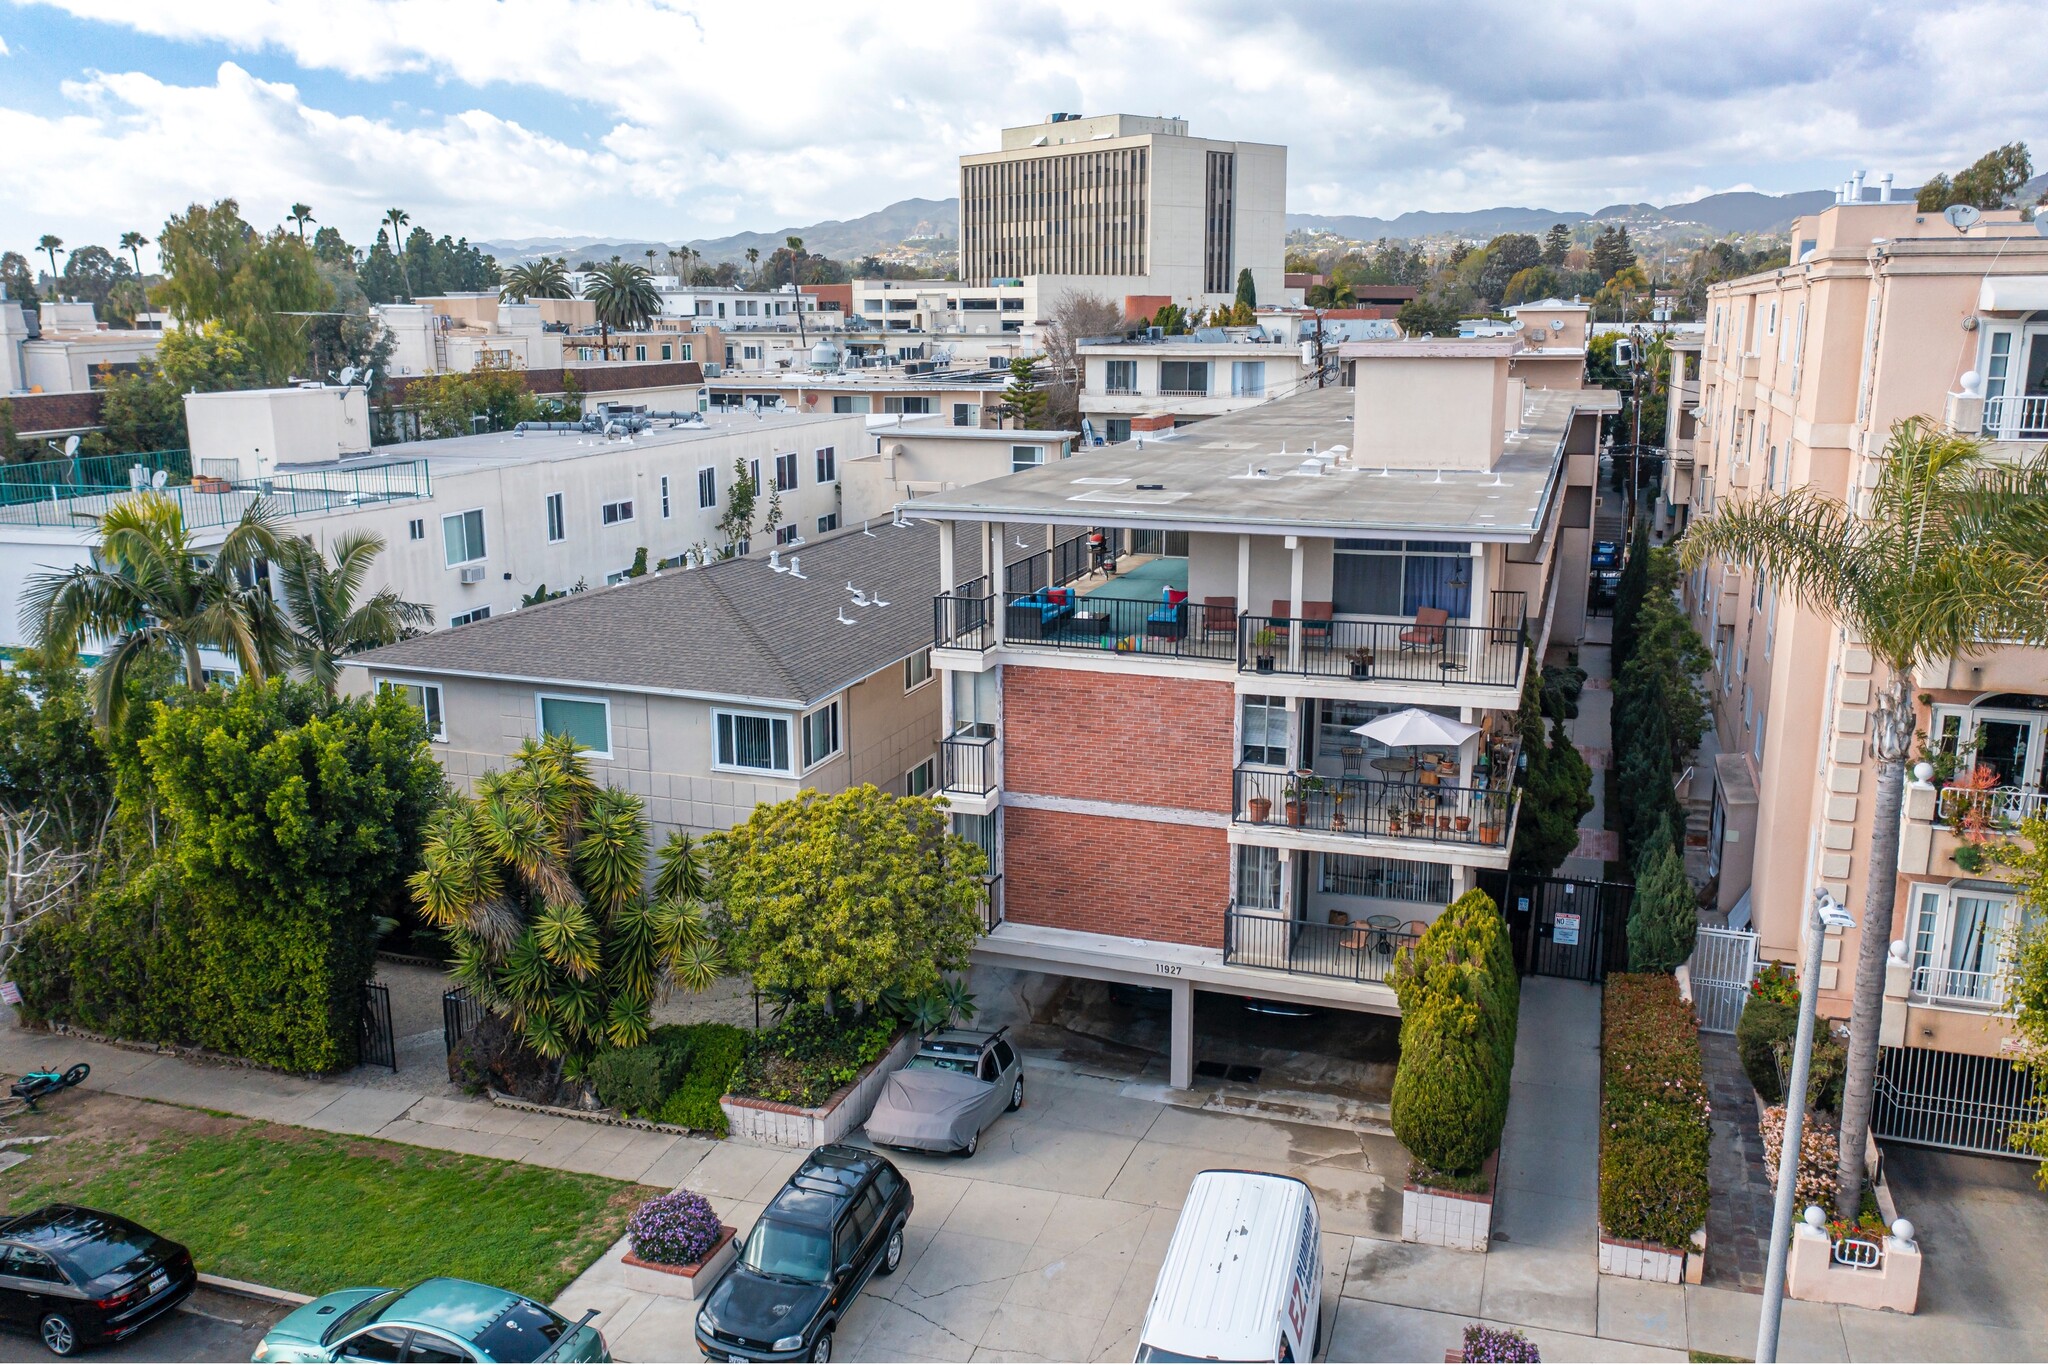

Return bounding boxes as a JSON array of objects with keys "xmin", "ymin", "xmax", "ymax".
[{"xmin": 1313, "ymin": 307, "xmax": 1328, "ymax": 389}]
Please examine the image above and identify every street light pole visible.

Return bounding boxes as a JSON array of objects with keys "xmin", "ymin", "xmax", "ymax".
[{"xmin": 1756, "ymin": 888, "xmax": 1856, "ymax": 1363}]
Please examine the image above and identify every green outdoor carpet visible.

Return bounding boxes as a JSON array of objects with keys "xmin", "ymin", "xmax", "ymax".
[{"xmin": 1083, "ymin": 555, "xmax": 1189, "ymax": 602}]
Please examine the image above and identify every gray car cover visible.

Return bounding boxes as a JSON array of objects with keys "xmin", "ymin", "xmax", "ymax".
[{"xmin": 866, "ymin": 1066, "xmax": 993, "ymax": 1150}]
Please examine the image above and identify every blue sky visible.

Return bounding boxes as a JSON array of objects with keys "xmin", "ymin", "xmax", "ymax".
[{"xmin": 4, "ymin": 0, "xmax": 2045, "ymax": 265}]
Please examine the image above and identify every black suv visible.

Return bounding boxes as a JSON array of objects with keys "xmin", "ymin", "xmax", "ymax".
[{"xmin": 694, "ymin": 1145, "xmax": 912, "ymax": 1363}]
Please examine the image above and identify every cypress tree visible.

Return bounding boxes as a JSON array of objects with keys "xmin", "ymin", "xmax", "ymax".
[{"xmin": 1628, "ymin": 818, "xmax": 1697, "ymax": 972}]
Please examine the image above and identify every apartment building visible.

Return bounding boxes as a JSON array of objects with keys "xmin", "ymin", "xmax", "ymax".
[
  {"xmin": 706, "ymin": 368, "xmax": 1017, "ymax": 429},
  {"xmin": 912, "ymin": 338, "xmax": 1615, "ymax": 1085},
  {"xmin": 850, "ymin": 279, "xmax": 1038, "ymax": 337},
  {"xmin": 1670, "ymin": 192, "xmax": 2048, "ymax": 1144},
  {"xmin": 1078, "ymin": 326, "xmax": 1319, "ymax": 442},
  {"xmin": 341, "ymin": 519, "xmax": 947, "ymax": 836},
  {"xmin": 0, "ymin": 300, "xmax": 161, "ymax": 395},
  {"xmin": 378, "ymin": 294, "xmax": 720, "ymax": 382},
  {"xmin": 839, "ymin": 418, "xmax": 1077, "ymax": 517},
  {"xmin": 958, "ymin": 114, "xmax": 1285, "ymax": 307}
]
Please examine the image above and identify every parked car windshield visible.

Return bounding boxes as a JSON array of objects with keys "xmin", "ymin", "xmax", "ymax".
[
  {"xmin": 470, "ymin": 1298, "xmax": 568, "ymax": 1362},
  {"xmin": 741, "ymin": 1219, "xmax": 832, "ymax": 1282},
  {"xmin": 325, "ymin": 1290, "xmax": 405, "ymax": 1345},
  {"xmin": 907, "ymin": 1054, "xmax": 976, "ymax": 1075}
]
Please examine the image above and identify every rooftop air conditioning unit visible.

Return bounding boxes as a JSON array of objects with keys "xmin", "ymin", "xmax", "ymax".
[{"xmin": 459, "ymin": 565, "xmax": 487, "ymax": 584}]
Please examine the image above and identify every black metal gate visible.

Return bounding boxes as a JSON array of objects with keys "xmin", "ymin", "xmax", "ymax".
[
  {"xmin": 442, "ymin": 987, "xmax": 484, "ymax": 1058},
  {"xmin": 359, "ymin": 980, "xmax": 397, "ymax": 1072},
  {"xmin": 1480, "ymin": 871, "xmax": 1633, "ymax": 982}
]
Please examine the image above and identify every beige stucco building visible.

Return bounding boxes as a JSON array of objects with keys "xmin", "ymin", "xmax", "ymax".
[{"xmin": 1667, "ymin": 194, "xmax": 2048, "ymax": 1083}]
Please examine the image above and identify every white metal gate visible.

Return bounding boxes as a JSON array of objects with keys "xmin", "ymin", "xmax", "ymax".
[
  {"xmin": 1690, "ymin": 926, "xmax": 1758, "ymax": 1033},
  {"xmin": 1872, "ymin": 1045, "xmax": 2040, "ymax": 1159}
]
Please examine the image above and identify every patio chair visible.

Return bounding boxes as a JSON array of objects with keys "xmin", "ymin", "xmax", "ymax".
[
  {"xmin": 1200, "ymin": 596, "xmax": 1238, "ymax": 640},
  {"xmin": 1399, "ymin": 606, "xmax": 1450, "ymax": 653},
  {"xmin": 1267, "ymin": 600, "xmax": 1335, "ymax": 645}
]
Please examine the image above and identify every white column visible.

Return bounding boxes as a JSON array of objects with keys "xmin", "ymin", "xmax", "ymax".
[
  {"xmin": 988, "ymin": 522, "xmax": 1007, "ymax": 646},
  {"xmin": 1287, "ymin": 536, "xmax": 1304, "ymax": 672},
  {"xmin": 1237, "ymin": 533, "xmax": 1251, "ymax": 613},
  {"xmin": 1168, "ymin": 977, "xmax": 1195, "ymax": 1090},
  {"xmin": 938, "ymin": 520, "xmax": 956, "ymax": 594}
]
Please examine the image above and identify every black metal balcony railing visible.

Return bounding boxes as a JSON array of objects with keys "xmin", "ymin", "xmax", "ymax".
[
  {"xmin": 1224, "ymin": 910, "xmax": 1418, "ymax": 985},
  {"xmin": 935, "ymin": 592, "xmax": 994, "ymax": 651},
  {"xmin": 979, "ymin": 874, "xmax": 1004, "ymax": 932},
  {"xmin": 1239, "ymin": 590, "xmax": 1527, "ymax": 689},
  {"xmin": 940, "ymin": 733, "xmax": 997, "ymax": 795},
  {"xmin": 994, "ymin": 591, "xmax": 1242, "ymax": 659},
  {"xmin": 1232, "ymin": 767, "xmax": 1517, "ymax": 848}
]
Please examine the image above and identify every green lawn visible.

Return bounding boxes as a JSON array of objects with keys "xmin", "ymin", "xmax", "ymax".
[{"xmin": 1, "ymin": 1094, "xmax": 655, "ymax": 1302}]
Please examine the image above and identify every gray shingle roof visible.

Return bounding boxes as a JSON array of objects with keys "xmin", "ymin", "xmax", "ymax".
[{"xmin": 350, "ymin": 520, "xmax": 945, "ymax": 707}]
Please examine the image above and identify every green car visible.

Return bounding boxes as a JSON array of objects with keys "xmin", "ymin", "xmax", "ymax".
[{"xmin": 250, "ymin": 1277, "xmax": 608, "ymax": 1363}]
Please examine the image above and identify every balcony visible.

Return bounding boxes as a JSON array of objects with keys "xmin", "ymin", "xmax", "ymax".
[
  {"xmin": 1936, "ymin": 784, "xmax": 2047, "ymax": 832},
  {"xmin": 1909, "ymin": 963, "xmax": 2010, "ymax": 1012},
  {"xmin": 1224, "ymin": 910, "xmax": 1417, "ymax": 985},
  {"xmin": 940, "ymin": 733, "xmax": 997, "ymax": 795},
  {"xmin": 1233, "ymin": 766, "xmax": 1518, "ymax": 850},
  {"xmin": 1241, "ymin": 592, "xmax": 1527, "ymax": 691},
  {"xmin": 1982, "ymin": 393, "xmax": 2048, "ymax": 441}
]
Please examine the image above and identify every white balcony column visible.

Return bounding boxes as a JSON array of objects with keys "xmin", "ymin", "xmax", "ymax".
[
  {"xmin": 988, "ymin": 522, "xmax": 1007, "ymax": 646},
  {"xmin": 1287, "ymin": 535, "xmax": 1304, "ymax": 672},
  {"xmin": 938, "ymin": 519, "xmax": 956, "ymax": 593},
  {"xmin": 1236, "ymin": 533, "xmax": 1251, "ymax": 614},
  {"xmin": 1167, "ymin": 977, "xmax": 1195, "ymax": 1090},
  {"xmin": 1468, "ymin": 541, "xmax": 1490, "ymax": 643}
]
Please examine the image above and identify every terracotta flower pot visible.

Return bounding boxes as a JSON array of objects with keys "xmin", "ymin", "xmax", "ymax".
[
  {"xmin": 1285, "ymin": 799, "xmax": 1304, "ymax": 826},
  {"xmin": 1247, "ymin": 796, "xmax": 1273, "ymax": 822}
]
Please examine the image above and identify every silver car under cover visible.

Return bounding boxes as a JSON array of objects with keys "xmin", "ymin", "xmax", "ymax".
[{"xmin": 865, "ymin": 1066, "xmax": 993, "ymax": 1150}]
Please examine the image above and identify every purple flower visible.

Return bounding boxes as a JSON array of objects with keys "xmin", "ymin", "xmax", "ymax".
[
  {"xmin": 629, "ymin": 1189, "xmax": 723, "ymax": 1267},
  {"xmin": 1463, "ymin": 1324, "xmax": 1541, "ymax": 1363}
]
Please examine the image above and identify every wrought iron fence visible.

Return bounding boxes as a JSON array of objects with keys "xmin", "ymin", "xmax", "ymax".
[
  {"xmin": 442, "ymin": 986, "xmax": 485, "ymax": 1059},
  {"xmin": 1690, "ymin": 926, "xmax": 1759, "ymax": 1033},
  {"xmin": 1232, "ymin": 767, "xmax": 1516, "ymax": 848},
  {"xmin": 1224, "ymin": 910, "xmax": 1417, "ymax": 985},
  {"xmin": 1871, "ymin": 1044, "xmax": 2039, "ymax": 1158},
  {"xmin": 998, "ymin": 591, "xmax": 1240, "ymax": 660},
  {"xmin": 359, "ymin": 980, "xmax": 397, "ymax": 1072},
  {"xmin": 934, "ymin": 592, "xmax": 994, "ymax": 650},
  {"xmin": 0, "ymin": 459, "xmax": 435, "ymax": 529}
]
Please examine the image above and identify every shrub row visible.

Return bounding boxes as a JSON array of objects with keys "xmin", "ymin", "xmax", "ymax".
[
  {"xmin": 1599, "ymin": 973, "xmax": 1710, "ymax": 1249},
  {"xmin": 589, "ymin": 1022, "xmax": 748, "ymax": 1135},
  {"xmin": 1389, "ymin": 889, "xmax": 1521, "ymax": 1178}
]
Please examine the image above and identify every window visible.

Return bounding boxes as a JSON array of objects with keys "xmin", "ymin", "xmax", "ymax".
[
  {"xmin": 537, "ymin": 694, "xmax": 611, "ymax": 756},
  {"xmin": 338, "ymin": 1327, "xmax": 410, "ymax": 1362},
  {"xmin": 407, "ymin": 518, "xmax": 425, "ymax": 541},
  {"xmin": 698, "ymin": 466, "xmax": 717, "ymax": 509},
  {"xmin": 905, "ymin": 757, "xmax": 934, "ymax": 797},
  {"xmin": 742, "ymin": 344, "xmax": 761, "ymax": 361},
  {"xmin": 405, "ymin": 1333, "xmax": 474, "ymax": 1364},
  {"xmin": 634, "ymin": 344, "xmax": 647, "ymax": 361},
  {"xmin": 1752, "ymin": 708, "xmax": 1765, "ymax": 762},
  {"xmin": 953, "ymin": 811, "xmax": 995, "ymax": 863},
  {"xmin": 1235, "ymin": 845, "xmax": 1280, "ymax": 910},
  {"xmin": 904, "ymin": 647, "xmax": 933, "ymax": 692},
  {"xmin": 832, "ymin": 395, "xmax": 872, "ymax": 414},
  {"xmin": 1332, "ymin": 540, "xmax": 1472, "ymax": 618},
  {"xmin": 1908, "ymin": 884, "xmax": 2025, "ymax": 1005},
  {"xmin": 659, "ymin": 475, "xmax": 671, "ymax": 519},
  {"xmin": 883, "ymin": 396, "xmax": 933, "ymax": 414},
  {"xmin": 1231, "ymin": 360, "xmax": 1266, "ymax": 397},
  {"xmin": 602, "ymin": 500, "xmax": 634, "ymax": 525},
  {"xmin": 801, "ymin": 701, "xmax": 842, "ymax": 769},
  {"xmin": 378, "ymin": 680, "xmax": 446, "ymax": 742},
  {"xmin": 1159, "ymin": 360, "xmax": 1209, "ymax": 396},
  {"xmin": 953, "ymin": 402, "xmax": 975, "ymax": 427},
  {"xmin": 442, "ymin": 509, "xmax": 486, "ymax": 566},
  {"xmin": 1927, "ymin": 697, "xmax": 2048, "ymax": 790},
  {"xmin": 1241, "ymin": 695, "xmax": 1291, "ymax": 766},
  {"xmin": 660, "ymin": 342, "xmax": 673, "ymax": 361},
  {"xmin": 545, "ymin": 492, "xmax": 565, "ymax": 543},
  {"xmin": 817, "ymin": 513, "xmax": 838, "ymax": 533},
  {"xmin": 774, "ymin": 452, "xmax": 799, "ymax": 491},
  {"xmin": 775, "ymin": 524, "xmax": 799, "ymax": 546},
  {"xmin": 449, "ymin": 606, "xmax": 491, "ymax": 627},
  {"xmin": 715, "ymin": 709, "xmax": 792, "ymax": 774},
  {"xmin": 1011, "ymin": 444, "xmax": 1045, "ymax": 473},
  {"xmin": 815, "ymin": 446, "xmax": 837, "ymax": 482},
  {"xmin": 0, "ymin": 1246, "xmax": 62, "ymax": 1283},
  {"xmin": 1318, "ymin": 854, "xmax": 1453, "ymax": 903},
  {"xmin": 1103, "ymin": 359, "xmax": 1137, "ymax": 394},
  {"xmin": 1105, "ymin": 418, "xmax": 1131, "ymax": 444},
  {"xmin": 748, "ymin": 459, "xmax": 761, "ymax": 494}
]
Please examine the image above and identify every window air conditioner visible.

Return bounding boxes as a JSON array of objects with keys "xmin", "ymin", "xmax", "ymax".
[{"xmin": 459, "ymin": 565, "xmax": 487, "ymax": 584}]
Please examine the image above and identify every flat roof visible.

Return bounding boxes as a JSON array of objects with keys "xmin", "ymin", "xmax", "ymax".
[
  {"xmin": 901, "ymin": 383, "xmax": 1617, "ymax": 542},
  {"xmin": 865, "ymin": 418, "xmax": 1078, "ymax": 442},
  {"xmin": 283, "ymin": 410, "xmax": 854, "ymax": 477}
]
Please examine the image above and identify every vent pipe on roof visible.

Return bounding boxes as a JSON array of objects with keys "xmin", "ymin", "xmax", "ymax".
[
  {"xmin": 1851, "ymin": 170, "xmax": 1866, "ymax": 202},
  {"xmin": 1879, "ymin": 173, "xmax": 1894, "ymax": 204}
]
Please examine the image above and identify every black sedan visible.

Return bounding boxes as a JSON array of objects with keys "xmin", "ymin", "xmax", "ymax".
[
  {"xmin": 0, "ymin": 1206, "xmax": 195, "ymax": 1356},
  {"xmin": 695, "ymin": 1145, "xmax": 912, "ymax": 1363}
]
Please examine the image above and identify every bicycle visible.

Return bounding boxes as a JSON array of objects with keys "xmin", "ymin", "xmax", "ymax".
[{"xmin": 9, "ymin": 1063, "xmax": 89, "ymax": 1111}]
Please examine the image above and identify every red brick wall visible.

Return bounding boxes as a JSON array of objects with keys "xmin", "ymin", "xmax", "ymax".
[
  {"xmin": 1003, "ymin": 668, "xmax": 1234, "ymax": 812},
  {"xmin": 1004, "ymin": 806, "xmax": 1228, "ymax": 947}
]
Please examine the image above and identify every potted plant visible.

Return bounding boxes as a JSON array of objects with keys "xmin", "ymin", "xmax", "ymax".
[
  {"xmin": 1454, "ymin": 813, "xmax": 1471, "ymax": 833},
  {"xmin": 1348, "ymin": 645, "xmax": 1375, "ymax": 679},
  {"xmin": 621, "ymin": 1189, "xmax": 738, "ymax": 1299},
  {"xmin": 1330, "ymin": 790, "xmax": 1349, "ymax": 830},
  {"xmin": 1247, "ymin": 792, "xmax": 1274, "ymax": 822},
  {"xmin": 1252, "ymin": 627, "xmax": 1278, "ymax": 673},
  {"xmin": 1282, "ymin": 773, "xmax": 1322, "ymax": 827}
]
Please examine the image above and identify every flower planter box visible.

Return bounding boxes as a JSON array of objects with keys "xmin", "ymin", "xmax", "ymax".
[
  {"xmin": 1598, "ymin": 1226, "xmax": 1702, "ymax": 1284},
  {"xmin": 1786, "ymin": 1224, "xmax": 1920, "ymax": 1313},
  {"xmin": 1402, "ymin": 1150, "xmax": 1497, "ymax": 1253},
  {"xmin": 619, "ymin": 1225, "xmax": 738, "ymax": 1300},
  {"xmin": 719, "ymin": 1029, "xmax": 916, "ymax": 1148}
]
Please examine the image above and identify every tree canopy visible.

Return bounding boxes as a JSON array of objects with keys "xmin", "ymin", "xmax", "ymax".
[{"xmin": 1916, "ymin": 142, "xmax": 2036, "ymax": 213}]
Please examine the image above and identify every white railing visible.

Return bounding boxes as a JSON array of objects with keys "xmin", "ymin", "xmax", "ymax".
[
  {"xmin": 1981, "ymin": 393, "xmax": 2048, "ymax": 439},
  {"xmin": 1936, "ymin": 784, "xmax": 2047, "ymax": 828},
  {"xmin": 1910, "ymin": 963, "xmax": 2010, "ymax": 1010}
]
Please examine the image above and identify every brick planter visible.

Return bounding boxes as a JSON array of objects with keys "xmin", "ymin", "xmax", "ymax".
[
  {"xmin": 1402, "ymin": 1150, "xmax": 1498, "ymax": 1253},
  {"xmin": 719, "ymin": 1030, "xmax": 916, "ymax": 1148},
  {"xmin": 618, "ymin": 1226, "xmax": 738, "ymax": 1300},
  {"xmin": 1598, "ymin": 1226, "xmax": 1704, "ymax": 1284}
]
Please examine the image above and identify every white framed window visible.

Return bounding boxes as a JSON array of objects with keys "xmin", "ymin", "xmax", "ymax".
[
  {"xmin": 815, "ymin": 446, "xmax": 837, "ymax": 482},
  {"xmin": 660, "ymin": 475, "xmax": 671, "ymax": 519},
  {"xmin": 775, "ymin": 524, "xmax": 799, "ymax": 546},
  {"xmin": 953, "ymin": 402, "xmax": 975, "ymax": 427},
  {"xmin": 801, "ymin": 700, "xmax": 842, "ymax": 769},
  {"xmin": 714, "ymin": 708, "xmax": 792, "ymax": 775},
  {"xmin": 442, "ymin": 509, "xmax": 486, "ymax": 566},
  {"xmin": 660, "ymin": 342, "xmax": 673, "ymax": 361},
  {"xmin": 602, "ymin": 499, "xmax": 634, "ymax": 525},
  {"xmin": 1240, "ymin": 695, "xmax": 1291, "ymax": 766},
  {"xmin": 545, "ymin": 492, "xmax": 565, "ymax": 544},
  {"xmin": 634, "ymin": 344, "xmax": 647, "ymax": 362},
  {"xmin": 1927, "ymin": 699, "xmax": 2048, "ymax": 790},
  {"xmin": 1103, "ymin": 359, "xmax": 1137, "ymax": 394},
  {"xmin": 698, "ymin": 466, "xmax": 717, "ymax": 509},
  {"xmin": 1318, "ymin": 854, "xmax": 1453, "ymax": 903},
  {"xmin": 681, "ymin": 343, "xmax": 693, "ymax": 361},
  {"xmin": 1907, "ymin": 883, "xmax": 2025, "ymax": 1007},
  {"xmin": 1011, "ymin": 444, "xmax": 1045, "ymax": 473},
  {"xmin": 378, "ymin": 679, "xmax": 446, "ymax": 742},
  {"xmin": 774, "ymin": 452, "xmax": 798, "ymax": 491},
  {"xmin": 1235, "ymin": 844, "xmax": 1280, "ymax": 911},
  {"xmin": 449, "ymin": 606, "xmax": 491, "ymax": 627},
  {"xmin": 536, "ymin": 693, "xmax": 612, "ymax": 757},
  {"xmin": 905, "ymin": 757, "xmax": 935, "ymax": 797},
  {"xmin": 748, "ymin": 459, "xmax": 761, "ymax": 494},
  {"xmin": 817, "ymin": 513, "xmax": 839, "ymax": 534},
  {"xmin": 407, "ymin": 518, "xmax": 425, "ymax": 541},
  {"xmin": 904, "ymin": 647, "xmax": 933, "ymax": 692}
]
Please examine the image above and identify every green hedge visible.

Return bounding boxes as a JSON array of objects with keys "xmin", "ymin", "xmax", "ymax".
[
  {"xmin": 730, "ymin": 1008, "xmax": 899, "ymax": 1109},
  {"xmin": 1736, "ymin": 995, "xmax": 1796, "ymax": 1102},
  {"xmin": 1599, "ymin": 974, "xmax": 1710, "ymax": 1248},
  {"xmin": 1389, "ymin": 889, "xmax": 1520, "ymax": 1177},
  {"xmin": 588, "ymin": 1023, "xmax": 747, "ymax": 1136}
]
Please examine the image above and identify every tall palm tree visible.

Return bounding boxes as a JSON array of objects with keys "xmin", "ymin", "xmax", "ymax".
[
  {"xmin": 584, "ymin": 261, "xmax": 659, "ymax": 362},
  {"xmin": 23, "ymin": 492, "xmax": 285, "ymax": 726},
  {"xmin": 383, "ymin": 208, "xmax": 413, "ymax": 299},
  {"xmin": 35, "ymin": 235, "xmax": 63, "ymax": 299},
  {"xmin": 1680, "ymin": 416, "xmax": 2048, "ymax": 1216},
  {"xmin": 118, "ymin": 231, "xmax": 149, "ymax": 276},
  {"xmin": 500, "ymin": 258, "xmax": 573, "ymax": 303},
  {"xmin": 272, "ymin": 533, "xmax": 433, "ymax": 694},
  {"xmin": 746, "ymin": 246, "xmax": 760, "ymax": 283},
  {"xmin": 644, "ymin": 248, "xmax": 657, "ymax": 274},
  {"xmin": 288, "ymin": 203, "xmax": 315, "ymax": 240},
  {"xmin": 784, "ymin": 235, "xmax": 806, "ymax": 286}
]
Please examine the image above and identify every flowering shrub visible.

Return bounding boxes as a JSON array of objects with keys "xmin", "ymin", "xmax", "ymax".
[
  {"xmin": 1759, "ymin": 1105, "xmax": 1839, "ymax": 1210},
  {"xmin": 729, "ymin": 1007, "xmax": 900, "ymax": 1108},
  {"xmin": 1749, "ymin": 962, "xmax": 1799, "ymax": 1005},
  {"xmin": 1599, "ymin": 974, "xmax": 1711, "ymax": 1249},
  {"xmin": 1462, "ymin": 1323, "xmax": 1541, "ymax": 1362},
  {"xmin": 628, "ymin": 1189, "xmax": 724, "ymax": 1267}
]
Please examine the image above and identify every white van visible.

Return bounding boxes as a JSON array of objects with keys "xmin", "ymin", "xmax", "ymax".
[{"xmin": 1134, "ymin": 1170, "xmax": 1322, "ymax": 1363}]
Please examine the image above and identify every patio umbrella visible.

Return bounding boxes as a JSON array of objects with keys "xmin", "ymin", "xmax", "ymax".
[{"xmin": 1351, "ymin": 707, "xmax": 1480, "ymax": 748}]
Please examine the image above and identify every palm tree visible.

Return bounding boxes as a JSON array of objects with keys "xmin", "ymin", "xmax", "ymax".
[
  {"xmin": 118, "ymin": 231, "xmax": 149, "ymax": 276},
  {"xmin": 644, "ymin": 248, "xmax": 657, "ymax": 274},
  {"xmin": 746, "ymin": 246, "xmax": 760, "ymax": 283},
  {"xmin": 23, "ymin": 492, "xmax": 285, "ymax": 726},
  {"xmin": 785, "ymin": 235, "xmax": 806, "ymax": 286},
  {"xmin": 383, "ymin": 208, "xmax": 412, "ymax": 299},
  {"xmin": 271, "ymin": 533, "xmax": 433, "ymax": 694},
  {"xmin": 288, "ymin": 203, "xmax": 315, "ymax": 240},
  {"xmin": 584, "ymin": 261, "xmax": 659, "ymax": 362},
  {"xmin": 1680, "ymin": 416, "xmax": 2048, "ymax": 1216},
  {"xmin": 500, "ymin": 258, "xmax": 573, "ymax": 303},
  {"xmin": 35, "ymin": 235, "xmax": 63, "ymax": 299}
]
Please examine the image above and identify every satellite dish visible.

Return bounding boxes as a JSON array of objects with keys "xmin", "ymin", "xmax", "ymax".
[
  {"xmin": 62, "ymin": 435, "xmax": 81, "ymax": 457},
  {"xmin": 1943, "ymin": 203, "xmax": 1982, "ymax": 232},
  {"xmin": 151, "ymin": 470, "xmax": 168, "ymax": 489},
  {"xmin": 338, "ymin": 366, "xmax": 360, "ymax": 385},
  {"xmin": 1550, "ymin": 319, "xmax": 1565, "ymax": 333}
]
